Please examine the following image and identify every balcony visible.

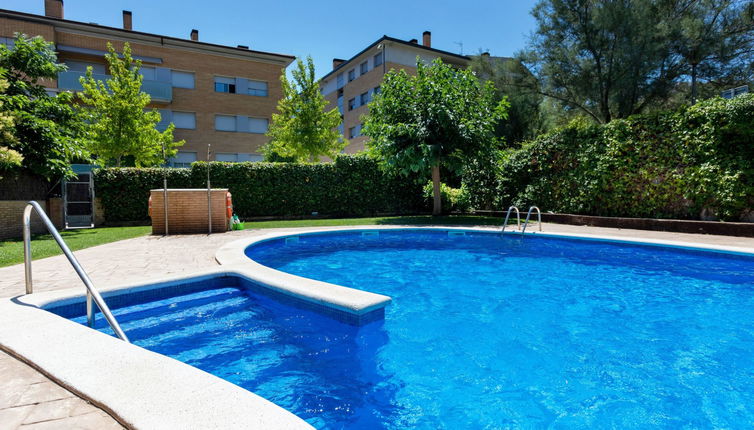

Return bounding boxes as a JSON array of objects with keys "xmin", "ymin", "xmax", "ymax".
[{"xmin": 57, "ymin": 71, "xmax": 173, "ymax": 103}]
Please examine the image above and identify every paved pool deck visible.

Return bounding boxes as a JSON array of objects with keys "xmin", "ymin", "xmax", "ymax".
[{"xmin": 0, "ymin": 222, "xmax": 752, "ymax": 429}]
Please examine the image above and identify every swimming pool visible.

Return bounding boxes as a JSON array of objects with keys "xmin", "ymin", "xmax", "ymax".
[{"xmin": 71, "ymin": 229, "xmax": 754, "ymax": 428}]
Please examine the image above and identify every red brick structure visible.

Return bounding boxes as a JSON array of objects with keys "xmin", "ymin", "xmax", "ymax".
[{"xmin": 149, "ymin": 189, "xmax": 230, "ymax": 235}]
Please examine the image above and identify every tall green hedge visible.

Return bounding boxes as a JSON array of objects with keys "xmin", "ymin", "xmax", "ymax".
[
  {"xmin": 94, "ymin": 155, "xmax": 426, "ymax": 222},
  {"xmin": 465, "ymin": 95, "xmax": 754, "ymax": 221}
]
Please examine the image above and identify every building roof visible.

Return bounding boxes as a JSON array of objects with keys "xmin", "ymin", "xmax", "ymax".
[
  {"xmin": 320, "ymin": 35, "xmax": 470, "ymax": 82},
  {"xmin": 0, "ymin": 8, "xmax": 295, "ymax": 65}
]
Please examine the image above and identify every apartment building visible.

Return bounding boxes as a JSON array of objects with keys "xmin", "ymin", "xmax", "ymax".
[
  {"xmin": 0, "ymin": 0, "xmax": 295, "ymax": 166},
  {"xmin": 319, "ymin": 31, "xmax": 469, "ymax": 153}
]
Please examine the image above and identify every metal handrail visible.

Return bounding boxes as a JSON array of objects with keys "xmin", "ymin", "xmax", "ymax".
[
  {"xmin": 501, "ymin": 206, "xmax": 521, "ymax": 234},
  {"xmin": 23, "ymin": 201, "xmax": 130, "ymax": 342},
  {"xmin": 521, "ymin": 206, "xmax": 542, "ymax": 235}
]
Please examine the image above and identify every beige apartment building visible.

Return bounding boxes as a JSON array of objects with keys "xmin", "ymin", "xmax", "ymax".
[
  {"xmin": 319, "ymin": 31, "xmax": 469, "ymax": 153},
  {"xmin": 0, "ymin": 0, "xmax": 294, "ymax": 166}
]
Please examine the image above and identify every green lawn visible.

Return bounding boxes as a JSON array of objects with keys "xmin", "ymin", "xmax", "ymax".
[
  {"xmin": 243, "ymin": 214, "xmax": 505, "ymax": 229},
  {"xmin": 0, "ymin": 226, "xmax": 151, "ymax": 268}
]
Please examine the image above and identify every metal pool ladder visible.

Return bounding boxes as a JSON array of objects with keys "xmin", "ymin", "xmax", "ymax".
[
  {"xmin": 521, "ymin": 206, "xmax": 542, "ymax": 235},
  {"xmin": 23, "ymin": 201, "xmax": 130, "ymax": 342},
  {"xmin": 501, "ymin": 206, "xmax": 521, "ymax": 234}
]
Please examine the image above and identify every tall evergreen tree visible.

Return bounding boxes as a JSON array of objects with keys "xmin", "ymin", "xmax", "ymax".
[
  {"xmin": 79, "ymin": 42, "xmax": 183, "ymax": 167},
  {"xmin": 264, "ymin": 56, "xmax": 344, "ymax": 162}
]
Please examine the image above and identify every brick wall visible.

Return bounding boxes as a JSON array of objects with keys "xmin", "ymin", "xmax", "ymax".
[
  {"xmin": 0, "ymin": 201, "xmax": 49, "ymax": 240},
  {"xmin": 149, "ymin": 189, "xmax": 229, "ymax": 235}
]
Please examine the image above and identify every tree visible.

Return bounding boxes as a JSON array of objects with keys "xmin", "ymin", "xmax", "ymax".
[
  {"xmin": 79, "ymin": 42, "xmax": 183, "ymax": 167},
  {"xmin": 363, "ymin": 58, "xmax": 508, "ymax": 215},
  {"xmin": 0, "ymin": 72, "xmax": 22, "ymax": 175},
  {"xmin": 0, "ymin": 34, "xmax": 88, "ymax": 179},
  {"xmin": 671, "ymin": 0, "xmax": 754, "ymax": 103},
  {"xmin": 263, "ymin": 56, "xmax": 344, "ymax": 162},
  {"xmin": 520, "ymin": 0, "xmax": 754, "ymax": 123},
  {"xmin": 469, "ymin": 54, "xmax": 548, "ymax": 144}
]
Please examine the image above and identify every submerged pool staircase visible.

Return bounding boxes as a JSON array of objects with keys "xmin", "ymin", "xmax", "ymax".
[
  {"xmin": 502, "ymin": 205, "xmax": 542, "ymax": 235},
  {"xmin": 22, "ymin": 201, "xmax": 130, "ymax": 342}
]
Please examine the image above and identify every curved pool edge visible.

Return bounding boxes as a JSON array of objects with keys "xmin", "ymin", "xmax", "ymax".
[
  {"xmin": 0, "ymin": 269, "xmax": 314, "ymax": 430},
  {"xmin": 218, "ymin": 225, "xmax": 754, "ymax": 269}
]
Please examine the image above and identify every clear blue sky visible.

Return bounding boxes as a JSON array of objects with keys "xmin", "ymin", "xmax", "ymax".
[{"xmin": 3, "ymin": 0, "xmax": 539, "ymax": 78}]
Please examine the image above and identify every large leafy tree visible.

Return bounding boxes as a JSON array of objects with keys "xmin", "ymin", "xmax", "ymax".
[
  {"xmin": 79, "ymin": 42, "xmax": 183, "ymax": 167},
  {"xmin": 521, "ymin": 0, "xmax": 754, "ymax": 123},
  {"xmin": 363, "ymin": 58, "xmax": 508, "ymax": 215},
  {"xmin": 0, "ymin": 34, "xmax": 88, "ymax": 179},
  {"xmin": 264, "ymin": 56, "xmax": 344, "ymax": 162},
  {"xmin": 0, "ymin": 72, "xmax": 22, "ymax": 175}
]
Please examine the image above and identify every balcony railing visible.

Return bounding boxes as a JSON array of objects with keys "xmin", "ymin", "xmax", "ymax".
[{"xmin": 57, "ymin": 71, "xmax": 172, "ymax": 103}]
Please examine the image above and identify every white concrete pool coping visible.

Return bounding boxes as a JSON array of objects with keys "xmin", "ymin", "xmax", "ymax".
[{"xmin": 2, "ymin": 225, "xmax": 754, "ymax": 429}]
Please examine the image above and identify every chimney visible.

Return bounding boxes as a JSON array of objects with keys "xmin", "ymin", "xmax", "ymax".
[
  {"xmin": 409, "ymin": 38, "xmax": 418, "ymax": 44},
  {"xmin": 122, "ymin": 10, "xmax": 132, "ymax": 30},
  {"xmin": 190, "ymin": 29, "xmax": 199, "ymax": 41},
  {"xmin": 422, "ymin": 31, "xmax": 431, "ymax": 48},
  {"xmin": 44, "ymin": 0, "xmax": 63, "ymax": 19},
  {"xmin": 332, "ymin": 58, "xmax": 345, "ymax": 69}
]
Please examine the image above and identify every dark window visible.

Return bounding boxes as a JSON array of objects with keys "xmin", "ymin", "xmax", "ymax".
[
  {"xmin": 348, "ymin": 126, "xmax": 356, "ymax": 139},
  {"xmin": 374, "ymin": 86, "xmax": 381, "ymax": 95},
  {"xmin": 360, "ymin": 61, "xmax": 368, "ymax": 75},
  {"xmin": 374, "ymin": 52, "xmax": 383, "ymax": 67},
  {"xmin": 348, "ymin": 98, "xmax": 355, "ymax": 110},
  {"xmin": 215, "ymin": 82, "xmax": 236, "ymax": 94},
  {"xmin": 360, "ymin": 92, "xmax": 368, "ymax": 105},
  {"xmin": 348, "ymin": 69, "xmax": 356, "ymax": 82}
]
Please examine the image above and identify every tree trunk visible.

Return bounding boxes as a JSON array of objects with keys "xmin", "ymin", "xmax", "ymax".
[
  {"xmin": 691, "ymin": 63, "xmax": 698, "ymax": 105},
  {"xmin": 431, "ymin": 163, "xmax": 442, "ymax": 216}
]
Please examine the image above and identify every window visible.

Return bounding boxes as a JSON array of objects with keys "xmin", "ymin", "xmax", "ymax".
[
  {"xmin": 216, "ymin": 153, "xmax": 238, "ymax": 162},
  {"xmin": 215, "ymin": 115, "xmax": 236, "ymax": 131},
  {"xmin": 247, "ymin": 80, "xmax": 268, "ymax": 97},
  {"xmin": 238, "ymin": 153, "xmax": 264, "ymax": 162},
  {"xmin": 65, "ymin": 61, "xmax": 105, "ymax": 75},
  {"xmin": 247, "ymin": 117, "xmax": 268, "ymax": 134},
  {"xmin": 348, "ymin": 69, "xmax": 355, "ymax": 82},
  {"xmin": 374, "ymin": 86, "xmax": 381, "ymax": 95},
  {"xmin": 336, "ymin": 72, "xmax": 344, "ymax": 89},
  {"xmin": 337, "ymin": 94, "xmax": 344, "ymax": 113},
  {"xmin": 171, "ymin": 151, "xmax": 197, "ymax": 168},
  {"xmin": 348, "ymin": 124, "xmax": 361, "ymax": 139},
  {"xmin": 360, "ymin": 61, "xmax": 368, "ymax": 75},
  {"xmin": 172, "ymin": 111, "xmax": 196, "ymax": 129},
  {"xmin": 374, "ymin": 52, "xmax": 383, "ymax": 67},
  {"xmin": 348, "ymin": 98, "xmax": 355, "ymax": 111},
  {"xmin": 214, "ymin": 77, "xmax": 236, "ymax": 93},
  {"xmin": 171, "ymin": 71, "xmax": 195, "ymax": 89},
  {"xmin": 360, "ymin": 92, "xmax": 369, "ymax": 105},
  {"xmin": 139, "ymin": 66, "xmax": 156, "ymax": 81}
]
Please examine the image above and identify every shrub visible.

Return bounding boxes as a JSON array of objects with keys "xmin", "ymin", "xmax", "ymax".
[
  {"xmin": 463, "ymin": 95, "xmax": 754, "ymax": 221},
  {"xmin": 94, "ymin": 155, "xmax": 426, "ymax": 222},
  {"xmin": 422, "ymin": 181, "xmax": 472, "ymax": 213}
]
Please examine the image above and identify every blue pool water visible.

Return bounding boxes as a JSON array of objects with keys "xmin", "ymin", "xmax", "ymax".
[{"xmin": 70, "ymin": 230, "xmax": 754, "ymax": 428}]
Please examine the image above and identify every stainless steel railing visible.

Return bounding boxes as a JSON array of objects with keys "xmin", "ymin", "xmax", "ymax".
[
  {"xmin": 23, "ymin": 201, "xmax": 130, "ymax": 342},
  {"xmin": 521, "ymin": 206, "xmax": 542, "ymax": 235},
  {"xmin": 501, "ymin": 206, "xmax": 521, "ymax": 234}
]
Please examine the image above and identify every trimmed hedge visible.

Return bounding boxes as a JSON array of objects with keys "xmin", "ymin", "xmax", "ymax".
[
  {"xmin": 94, "ymin": 155, "xmax": 426, "ymax": 222},
  {"xmin": 469, "ymin": 94, "xmax": 754, "ymax": 221}
]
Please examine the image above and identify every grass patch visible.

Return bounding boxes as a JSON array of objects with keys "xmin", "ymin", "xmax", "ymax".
[
  {"xmin": 244, "ymin": 215, "xmax": 506, "ymax": 229},
  {"xmin": 0, "ymin": 226, "xmax": 151, "ymax": 268}
]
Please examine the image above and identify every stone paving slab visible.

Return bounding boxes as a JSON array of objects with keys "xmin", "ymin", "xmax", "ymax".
[
  {"xmin": 0, "ymin": 222, "xmax": 752, "ymax": 429},
  {"xmin": 0, "ymin": 349, "xmax": 124, "ymax": 429}
]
